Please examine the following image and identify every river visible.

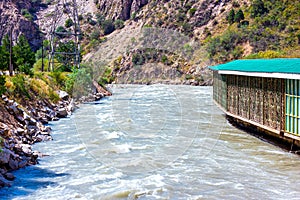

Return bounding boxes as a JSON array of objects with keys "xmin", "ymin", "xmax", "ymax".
[{"xmin": 1, "ymin": 85, "xmax": 299, "ymax": 200}]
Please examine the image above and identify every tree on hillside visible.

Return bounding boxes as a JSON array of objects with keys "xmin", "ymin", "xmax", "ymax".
[
  {"xmin": 13, "ymin": 34, "xmax": 35, "ymax": 75},
  {"xmin": 234, "ymin": 9, "xmax": 245, "ymax": 23},
  {"xmin": 114, "ymin": 19, "xmax": 125, "ymax": 29},
  {"xmin": 227, "ymin": 9, "xmax": 235, "ymax": 24},
  {"xmin": 250, "ymin": 0, "xmax": 268, "ymax": 18},
  {"xmin": 65, "ymin": 18, "xmax": 74, "ymax": 28},
  {"xmin": 101, "ymin": 19, "xmax": 115, "ymax": 35},
  {"xmin": 55, "ymin": 41, "xmax": 81, "ymax": 71},
  {"xmin": 0, "ymin": 47, "xmax": 9, "ymax": 71},
  {"xmin": 95, "ymin": 13, "xmax": 105, "ymax": 26},
  {"xmin": 2, "ymin": 35, "xmax": 10, "ymax": 52},
  {"xmin": 0, "ymin": 35, "xmax": 10, "ymax": 71}
]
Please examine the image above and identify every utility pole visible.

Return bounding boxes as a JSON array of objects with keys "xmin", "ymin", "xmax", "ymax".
[
  {"xmin": 48, "ymin": 0, "xmax": 81, "ymax": 71},
  {"xmin": 9, "ymin": 26, "xmax": 13, "ymax": 76}
]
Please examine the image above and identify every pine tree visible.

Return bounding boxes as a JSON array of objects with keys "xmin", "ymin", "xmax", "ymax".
[
  {"xmin": 227, "ymin": 9, "xmax": 235, "ymax": 24},
  {"xmin": 250, "ymin": 0, "xmax": 268, "ymax": 18},
  {"xmin": 234, "ymin": 9, "xmax": 245, "ymax": 23},
  {"xmin": 13, "ymin": 34, "xmax": 35, "ymax": 74},
  {"xmin": 0, "ymin": 35, "xmax": 10, "ymax": 71},
  {"xmin": 2, "ymin": 35, "xmax": 10, "ymax": 52},
  {"xmin": 55, "ymin": 41, "xmax": 77, "ymax": 71}
]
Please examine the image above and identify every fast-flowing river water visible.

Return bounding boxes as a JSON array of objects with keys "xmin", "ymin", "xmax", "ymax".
[{"xmin": 1, "ymin": 85, "xmax": 299, "ymax": 200}]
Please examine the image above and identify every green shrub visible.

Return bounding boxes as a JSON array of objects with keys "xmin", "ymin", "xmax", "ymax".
[
  {"xmin": 49, "ymin": 71, "xmax": 68, "ymax": 88},
  {"xmin": 90, "ymin": 30, "xmax": 100, "ymax": 40},
  {"xmin": 182, "ymin": 23, "xmax": 192, "ymax": 34},
  {"xmin": 234, "ymin": 9, "xmax": 245, "ymax": 23},
  {"xmin": 65, "ymin": 67, "xmax": 93, "ymax": 98},
  {"xmin": 0, "ymin": 76, "xmax": 6, "ymax": 95},
  {"xmin": 86, "ymin": 39, "xmax": 100, "ymax": 51},
  {"xmin": 132, "ymin": 53, "xmax": 145, "ymax": 65},
  {"xmin": 131, "ymin": 12, "xmax": 137, "ymax": 19},
  {"xmin": 56, "ymin": 26, "xmax": 67, "ymax": 33},
  {"xmin": 97, "ymin": 66, "xmax": 114, "ymax": 86},
  {"xmin": 65, "ymin": 18, "xmax": 74, "ymax": 28},
  {"xmin": 207, "ymin": 31, "xmax": 243, "ymax": 61},
  {"xmin": 21, "ymin": 9, "xmax": 33, "ymax": 21},
  {"xmin": 114, "ymin": 19, "xmax": 125, "ymax": 29},
  {"xmin": 227, "ymin": 9, "xmax": 235, "ymax": 24},
  {"xmin": 161, "ymin": 55, "xmax": 168, "ymax": 63},
  {"xmin": 95, "ymin": 13, "xmax": 105, "ymax": 26},
  {"xmin": 185, "ymin": 74, "xmax": 193, "ymax": 80},
  {"xmin": 250, "ymin": 0, "xmax": 268, "ymax": 18},
  {"xmin": 19, "ymin": 63, "xmax": 34, "ymax": 77},
  {"xmin": 189, "ymin": 8, "xmax": 197, "ymax": 16},
  {"xmin": 11, "ymin": 75, "xmax": 30, "ymax": 98},
  {"xmin": 101, "ymin": 19, "xmax": 115, "ymax": 35},
  {"xmin": 233, "ymin": 1, "xmax": 240, "ymax": 7},
  {"xmin": 245, "ymin": 50, "xmax": 283, "ymax": 59},
  {"xmin": 176, "ymin": 12, "xmax": 186, "ymax": 22}
]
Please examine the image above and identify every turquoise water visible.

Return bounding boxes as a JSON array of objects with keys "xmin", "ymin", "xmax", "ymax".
[{"xmin": 1, "ymin": 85, "xmax": 299, "ymax": 200}]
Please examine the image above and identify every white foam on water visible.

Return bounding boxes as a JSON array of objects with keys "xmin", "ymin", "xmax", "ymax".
[
  {"xmin": 60, "ymin": 144, "xmax": 86, "ymax": 154},
  {"xmin": 106, "ymin": 131, "xmax": 125, "ymax": 139},
  {"xmin": 112, "ymin": 143, "xmax": 132, "ymax": 153}
]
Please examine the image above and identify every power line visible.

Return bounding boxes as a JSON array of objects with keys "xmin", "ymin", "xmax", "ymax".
[{"xmin": 48, "ymin": 0, "xmax": 81, "ymax": 71}]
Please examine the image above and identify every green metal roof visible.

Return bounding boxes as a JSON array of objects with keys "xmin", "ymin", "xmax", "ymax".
[{"xmin": 209, "ymin": 58, "xmax": 300, "ymax": 74}]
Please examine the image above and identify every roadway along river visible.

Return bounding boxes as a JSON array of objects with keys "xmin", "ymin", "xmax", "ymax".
[{"xmin": 1, "ymin": 85, "xmax": 299, "ymax": 199}]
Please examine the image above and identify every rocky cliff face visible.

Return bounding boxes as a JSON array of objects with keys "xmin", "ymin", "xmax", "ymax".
[
  {"xmin": 95, "ymin": 0, "xmax": 149, "ymax": 20},
  {"xmin": 0, "ymin": 0, "xmax": 41, "ymax": 50}
]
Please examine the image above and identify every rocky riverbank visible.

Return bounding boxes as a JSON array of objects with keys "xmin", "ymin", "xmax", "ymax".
[{"xmin": 0, "ymin": 83, "xmax": 111, "ymax": 187}]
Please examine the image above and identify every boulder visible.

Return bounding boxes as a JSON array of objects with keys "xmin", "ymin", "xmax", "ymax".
[
  {"xmin": 4, "ymin": 173, "xmax": 15, "ymax": 181},
  {"xmin": 9, "ymin": 102, "xmax": 20, "ymax": 115},
  {"xmin": 57, "ymin": 90, "xmax": 69, "ymax": 100},
  {"xmin": 16, "ymin": 128, "xmax": 25, "ymax": 134},
  {"xmin": 16, "ymin": 115, "xmax": 25, "ymax": 125},
  {"xmin": 57, "ymin": 108, "xmax": 68, "ymax": 118},
  {"xmin": 0, "ymin": 168, "xmax": 7, "ymax": 175},
  {"xmin": 23, "ymin": 112, "xmax": 31, "ymax": 121},
  {"xmin": 18, "ymin": 160, "xmax": 27, "ymax": 168},
  {"xmin": 0, "ymin": 148, "xmax": 13, "ymax": 164},
  {"xmin": 35, "ymin": 134, "xmax": 52, "ymax": 142},
  {"xmin": 8, "ymin": 159, "xmax": 18, "ymax": 170},
  {"xmin": 0, "ymin": 174, "xmax": 11, "ymax": 187},
  {"xmin": 21, "ymin": 144, "xmax": 32, "ymax": 155},
  {"xmin": 40, "ymin": 117, "xmax": 49, "ymax": 124}
]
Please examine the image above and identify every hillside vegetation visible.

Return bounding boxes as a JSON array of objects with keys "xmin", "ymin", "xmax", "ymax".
[
  {"xmin": 0, "ymin": 0, "xmax": 299, "ymax": 85},
  {"xmin": 84, "ymin": 0, "xmax": 300, "ymax": 84},
  {"xmin": 98, "ymin": 0, "xmax": 299, "ymax": 62}
]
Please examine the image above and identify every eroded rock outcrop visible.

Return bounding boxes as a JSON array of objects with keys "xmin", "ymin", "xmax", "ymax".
[
  {"xmin": 95, "ymin": 0, "xmax": 149, "ymax": 20},
  {"xmin": 0, "ymin": 0, "xmax": 41, "ymax": 50}
]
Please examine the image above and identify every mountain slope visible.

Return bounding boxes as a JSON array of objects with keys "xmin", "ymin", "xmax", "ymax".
[
  {"xmin": 0, "ymin": 0, "xmax": 42, "ymax": 50},
  {"xmin": 0, "ymin": 0, "xmax": 299, "ymax": 84}
]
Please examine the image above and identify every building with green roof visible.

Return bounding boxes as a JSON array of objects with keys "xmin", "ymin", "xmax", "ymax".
[{"xmin": 210, "ymin": 58, "xmax": 300, "ymax": 150}]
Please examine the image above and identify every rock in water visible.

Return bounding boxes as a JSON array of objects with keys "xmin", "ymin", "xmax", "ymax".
[
  {"xmin": 0, "ymin": 174, "xmax": 11, "ymax": 187},
  {"xmin": 57, "ymin": 108, "xmax": 68, "ymax": 118},
  {"xmin": 3, "ymin": 173, "xmax": 15, "ymax": 181}
]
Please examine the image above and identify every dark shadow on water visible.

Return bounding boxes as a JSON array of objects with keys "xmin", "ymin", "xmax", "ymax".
[
  {"xmin": 0, "ymin": 166, "xmax": 69, "ymax": 200},
  {"xmin": 226, "ymin": 115, "xmax": 300, "ymax": 155},
  {"xmin": 82, "ymin": 101, "xmax": 103, "ymax": 105}
]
